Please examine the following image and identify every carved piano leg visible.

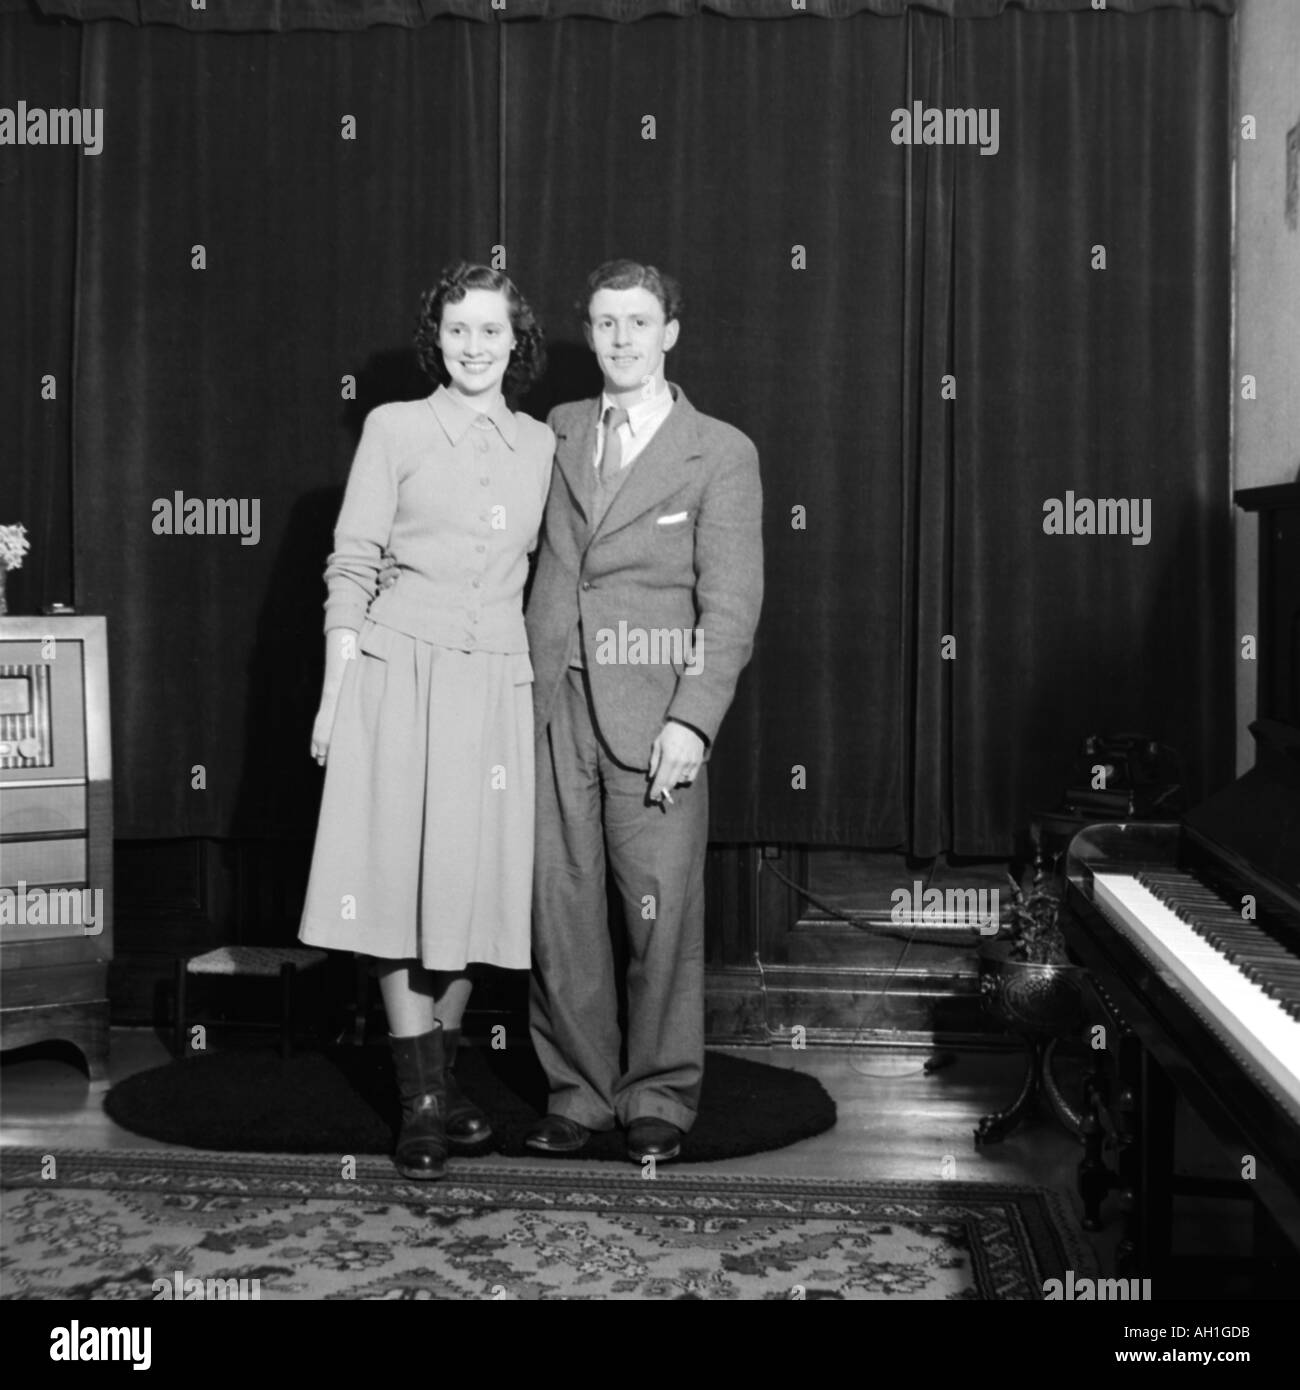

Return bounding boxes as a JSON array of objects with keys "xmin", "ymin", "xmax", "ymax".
[
  {"xmin": 1114, "ymin": 1121, "xmax": 1139, "ymax": 1274},
  {"xmin": 1111, "ymin": 1034, "xmax": 1176, "ymax": 1285},
  {"xmin": 1114, "ymin": 1030, "xmax": 1143, "ymax": 1276},
  {"xmin": 1078, "ymin": 1072, "xmax": 1113, "ymax": 1231}
]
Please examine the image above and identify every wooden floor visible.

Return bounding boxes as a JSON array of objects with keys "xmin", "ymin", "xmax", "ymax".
[{"xmin": 0, "ymin": 1028, "xmax": 1123, "ymax": 1275}]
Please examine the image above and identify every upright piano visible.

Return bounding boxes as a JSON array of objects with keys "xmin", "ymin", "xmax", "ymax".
[{"xmin": 1063, "ymin": 718, "xmax": 1300, "ymax": 1296}]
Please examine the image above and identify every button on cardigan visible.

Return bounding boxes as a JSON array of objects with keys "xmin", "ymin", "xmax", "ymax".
[{"xmin": 323, "ymin": 386, "xmax": 556, "ymax": 654}]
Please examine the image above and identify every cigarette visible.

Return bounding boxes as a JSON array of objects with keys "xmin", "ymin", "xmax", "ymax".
[{"xmin": 661, "ymin": 789, "xmax": 674, "ymax": 805}]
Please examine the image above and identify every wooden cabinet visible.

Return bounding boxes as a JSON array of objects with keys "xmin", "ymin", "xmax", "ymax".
[{"xmin": 0, "ymin": 616, "xmax": 112, "ymax": 1085}]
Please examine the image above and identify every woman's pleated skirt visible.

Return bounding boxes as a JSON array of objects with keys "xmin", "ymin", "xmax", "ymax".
[{"xmin": 298, "ymin": 619, "xmax": 534, "ymax": 970}]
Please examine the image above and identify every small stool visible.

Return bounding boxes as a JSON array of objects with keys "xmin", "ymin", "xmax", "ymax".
[{"xmin": 175, "ymin": 946, "xmax": 329, "ymax": 1059}]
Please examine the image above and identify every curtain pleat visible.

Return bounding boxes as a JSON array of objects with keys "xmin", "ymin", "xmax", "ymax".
[
  {"xmin": 901, "ymin": 10, "xmax": 962, "ymax": 855},
  {"xmin": 0, "ymin": 15, "xmax": 80, "ymax": 613}
]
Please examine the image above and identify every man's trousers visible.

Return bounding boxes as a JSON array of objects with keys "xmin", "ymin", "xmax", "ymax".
[{"xmin": 529, "ymin": 666, "xmax": 707, "ymax": 1132}]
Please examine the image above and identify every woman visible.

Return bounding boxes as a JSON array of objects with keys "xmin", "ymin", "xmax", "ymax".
[{"xmin": 298, "ymin": 263, "xmax": 553, "ymax": 1179}]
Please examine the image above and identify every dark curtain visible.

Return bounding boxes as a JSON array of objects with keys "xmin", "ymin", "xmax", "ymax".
[
  {"xmin": 934, "ymin": 9, "xmax": 1233, "ymax": 852},
  {"xmin": 70, "ymin": 17, "xmax": 499, "ymax": 837},
  {"xmin": 0, "ymin": 2, "xmax": 1233, "ymax": 853},
  {"xmin": 1, "ymin": 16, "xmax": 79, "ymax": 612},
  {"xmin": 502, "ymin": 9, "xmax": 1232, "ymax": 849},
  {"xmin": 503, "ymin": 14, "xmax": 913, "ymax": 845}
]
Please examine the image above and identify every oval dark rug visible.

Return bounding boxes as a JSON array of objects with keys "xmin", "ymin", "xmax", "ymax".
[{"xmin": 103, "ymin": 1044, "xmax": 837, "ymax": 1162}]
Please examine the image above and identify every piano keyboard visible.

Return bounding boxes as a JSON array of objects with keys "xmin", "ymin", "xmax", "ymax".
[{"xmin": 1092, "ymin": 871, "xmax": 1300, "ymax": 1121}]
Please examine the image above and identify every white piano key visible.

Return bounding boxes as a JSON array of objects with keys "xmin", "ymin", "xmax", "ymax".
[{"xmin": 1092, "ymin": 872, "xmax": 1300, "ymax": 1120}]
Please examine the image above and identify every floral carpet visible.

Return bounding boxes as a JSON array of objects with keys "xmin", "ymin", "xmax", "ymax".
[{"xmin": 0, "ymin": 1147, "xmax": 1090, "ymax": 1300}]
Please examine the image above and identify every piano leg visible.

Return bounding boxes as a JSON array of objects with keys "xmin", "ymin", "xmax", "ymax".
[
  {"xmin": 1078, "ymin": 1064, "xmax": 1113, "ymax": 1231},
  {"xmin": 1116, "ymin": 1043, "xmax": 1176, "ymax": 1286}
]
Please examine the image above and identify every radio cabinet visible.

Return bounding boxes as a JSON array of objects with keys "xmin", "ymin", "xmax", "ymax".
[{"xmin": 0, "ymin": 616, "xmax": 113, "ymax": 1085}]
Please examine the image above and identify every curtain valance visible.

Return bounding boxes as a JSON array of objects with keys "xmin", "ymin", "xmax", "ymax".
[{"xmin": 6, "ymin": 0, "xmax": 1235, "ymax": 32}]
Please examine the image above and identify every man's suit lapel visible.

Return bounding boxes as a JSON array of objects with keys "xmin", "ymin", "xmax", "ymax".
[
  {"xmin": 554, "ymin": 401, "xmax": 600, "ymax": 526},
  {"xmin": 591, "ymin": 386, "xmax": 702, "ymax": 542}
]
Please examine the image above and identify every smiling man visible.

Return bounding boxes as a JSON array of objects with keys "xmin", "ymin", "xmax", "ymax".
[{"xmin": 524, "ymin": 259, "xmax": 764, "ymax": 1163}]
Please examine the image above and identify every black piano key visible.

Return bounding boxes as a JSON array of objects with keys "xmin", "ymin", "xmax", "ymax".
[{"xmin": 1130, "ymin": 871, "xmax": 1300, "ymax": 1025}]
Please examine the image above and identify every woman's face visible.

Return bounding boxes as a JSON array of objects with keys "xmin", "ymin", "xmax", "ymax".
[{"xmin": 439, "ymin": 288, "xmax": 516, "ymax": 400}]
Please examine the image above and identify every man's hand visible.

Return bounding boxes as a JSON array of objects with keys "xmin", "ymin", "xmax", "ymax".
[{"xmin": 648, "ymin": 721, "xmax": 705, "ymax": 805}]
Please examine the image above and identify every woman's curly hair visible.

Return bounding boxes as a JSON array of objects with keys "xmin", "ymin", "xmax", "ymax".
[{"xmin": 414, "ymin": 262, "xmax": 546, "ymax": 397}]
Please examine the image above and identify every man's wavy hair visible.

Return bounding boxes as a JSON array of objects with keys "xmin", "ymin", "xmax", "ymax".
[
  {"xmin": 415, "ymin": 262, "xmax": 546, "ymax": 397},
  {"xmin": 579, "ymin": 259, "xmax": 684, "ymax": 327}
]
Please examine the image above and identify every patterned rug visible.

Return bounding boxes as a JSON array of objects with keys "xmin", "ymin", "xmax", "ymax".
[{"xmin": 0, "ymin": 1147, "xmax": 1091, "ymax": 1300}]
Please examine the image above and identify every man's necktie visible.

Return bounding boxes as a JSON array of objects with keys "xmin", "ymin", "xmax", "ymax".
[{"xmin": 599, "ymin": 405, "xmax": 630, "ymax": 483}]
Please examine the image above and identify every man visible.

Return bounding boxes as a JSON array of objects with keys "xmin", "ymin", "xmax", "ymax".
[{"xmin": 524, "ymin": 259, "xmax": 764, "ymax": 1163}]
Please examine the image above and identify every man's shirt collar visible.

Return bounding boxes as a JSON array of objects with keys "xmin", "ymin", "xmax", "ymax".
[{"xmin": 599, "ymin": 381, "xmax": 673, "ymax": 435}]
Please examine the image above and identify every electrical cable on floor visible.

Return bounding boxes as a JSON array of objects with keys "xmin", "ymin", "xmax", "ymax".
[
  {"xmin": 753, "ymin": 949, "xmax": 770, "ymax": 1034},
  {"xmin": 759, "ymin": 856, "xmax": 988, "ymax": 947},
  {"xmin": 759, "ymin": 854, "xmax": 984, "ymax": 1080},
  {"xmin": 843, "ymin": 874, "xmax": 933, "ymax": 1080}
]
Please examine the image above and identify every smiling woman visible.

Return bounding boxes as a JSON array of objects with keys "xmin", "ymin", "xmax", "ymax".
[
  {"xmin": 414, "ymin": 261, "xmax": 546, "ymax": 403},
  {"xmin": 296, "ymin": 262, "xmax": 555, "ymax": 1181},
  {"xmin": 439, "ymin": 292, "xmax": 514, "ymax": 395}
]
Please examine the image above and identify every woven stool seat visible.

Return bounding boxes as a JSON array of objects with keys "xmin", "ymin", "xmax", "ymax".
[
  {"xmin": 175, "ymin": 947, "xmax": 330, "ymax": 1059},
  {"xmin": 185, "ymin": 946, "xmax": 328, "ymax": 978}
]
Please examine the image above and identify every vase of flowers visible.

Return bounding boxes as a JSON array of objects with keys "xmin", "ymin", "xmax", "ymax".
[
  {"xmin": 0, "ymin": 524, "xmax": 30, "ymax": 616},
  {"xmin": 974, "ymin": 843, "xmax": 1090, "ymax": 1144},
  {"xmin": 978, "ymin": 852, "xmax": 1084, "ymax": 1035}
]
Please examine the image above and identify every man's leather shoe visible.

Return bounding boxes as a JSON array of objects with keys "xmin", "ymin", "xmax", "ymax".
[
  {"xmin": 626, "ymin": 1118, "xmax": 683, "ymax": 1163},
  {"xmin": 524, "ymin": 1114, "xmax": 592, "ymax": 1155}
]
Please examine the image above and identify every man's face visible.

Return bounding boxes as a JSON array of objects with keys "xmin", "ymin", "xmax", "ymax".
[{"xmin": 585, "ymin": 286, "xmax": 680, "ymax": 400}]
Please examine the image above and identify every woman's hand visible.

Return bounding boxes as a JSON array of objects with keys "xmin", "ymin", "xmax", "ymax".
[
  {"xmin": 378, "ymin": 548, "xmax": 400, "ymax": 592},
  {"xmin": 312, "ymin": 627, "xmax": 358, "ymax": 766},
  {"xmin": 311, "ymin": 695, "xmax": 339, "ymax": 766}
]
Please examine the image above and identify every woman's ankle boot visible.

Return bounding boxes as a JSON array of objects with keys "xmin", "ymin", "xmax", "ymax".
[
  {"xmin": 442, "ymin": 1027, "xmax": 494, "ymax": 1151},
  {"xmin": 389, "ymin": 1027, "xmax": 448, "ymax": 1180}
]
